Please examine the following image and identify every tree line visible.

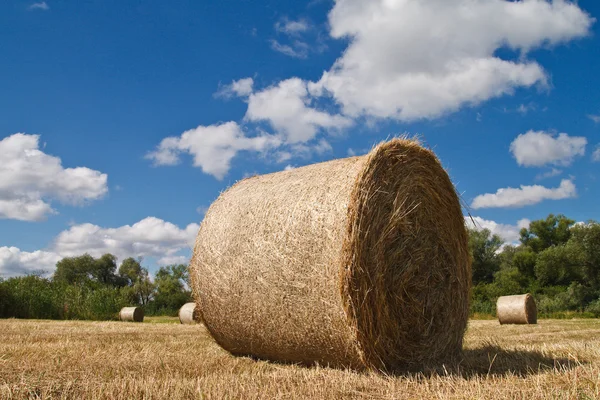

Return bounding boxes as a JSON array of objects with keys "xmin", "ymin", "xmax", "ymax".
[
  {"xmin": 470, "ymin": 214, "xmax": 600, "ymax": 317},
  {"xmin": 0, "ymin": 255, "xmax": 191, "ymax": 320},
  {"xmin": 1, "ymin": 212, "xmax": 599, "ymax": 320}
]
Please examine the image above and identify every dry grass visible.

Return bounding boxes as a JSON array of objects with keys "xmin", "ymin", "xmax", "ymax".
[{"xmin": 1, "ymin": 319, "xmax": 600, "ymax": 399}]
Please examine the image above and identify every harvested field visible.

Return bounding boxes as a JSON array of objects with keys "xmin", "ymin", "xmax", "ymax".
[{"xmin": 1, "ymin": 318, "xmax": 600, "ymax": 399}]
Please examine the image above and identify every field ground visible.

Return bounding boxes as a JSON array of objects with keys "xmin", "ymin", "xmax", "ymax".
[{"xmin": 1, "ymin": 318, "xmax": 600, "ymax": 399}]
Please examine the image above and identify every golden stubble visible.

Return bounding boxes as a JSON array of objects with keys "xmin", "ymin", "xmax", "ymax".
[{"xmin": 1, "ymin": 318, "xmax": 599, "ymax": 399}]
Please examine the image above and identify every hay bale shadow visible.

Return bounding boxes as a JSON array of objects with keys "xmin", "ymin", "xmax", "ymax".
[
  {"xmin": 239, "ymin": 344, "xmax": 582, "ymax": 379},
  {"xmin": 435, "ymin": 345, "xmax": 583, "ymax": 378},
  {"xmin": 231, "ymin": 343, "xmax": 583, "ymax": 379}
]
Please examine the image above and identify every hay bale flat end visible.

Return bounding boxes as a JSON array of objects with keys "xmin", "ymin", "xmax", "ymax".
[{"xmin": 119, "ymin": 307, "xmax": 144, "ymax": 322}]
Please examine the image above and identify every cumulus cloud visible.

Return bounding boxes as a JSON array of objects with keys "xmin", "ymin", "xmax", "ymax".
[
  {"xmin": 148, "ymin": 81, "xmax": 349, "ymax": 178},
  {"xmin": 150, "ymin": 0, "xmax": 593, "ymax": 179},
  {"xmin": 145, "ymin": 122, "xmax": 281, "ymax": 179},
  {"xmin": 593, "ymin": 145, "xmax": 600, "ymax": 162},
  {"xmin": 471, "ymin": 179, "xmax": 576, "ymax": 209},
  {"xmin": 275, "ymin": 18, "xmax": 310, "ymax": 36},
  {"xmin": 0, "ymin": 247, "xmax": 61, "ymax": 277},
  {"xmin": 588, "ymin": 114, "xmax": 600, "ymax": 123},
  {"xmin": 271, "ymin": 18, "xmax": 312, "ymax": 58},
  {"xmin": 270, "ymin": 39, "xmax": 309, "ymax": 59},
  {"xmin": 0, "ymin": 217, "xmax": 199, "ymax": 277},
  {"xmin": 309, "ymin": 0, "xmax": 592, "ymax": 120},
  {"xmin": 245, "ymin": 78, "xmax": 352, "ymax": 143},
  {"xmin": 52, "ymin": 217, "xmax": 199, "ymax": 261},
  {"xmin": 215, "ymin": 77, "xmax": 254, "ymax": 99},
  {"xmin": 517, "ymin": 103, "xmax": 537, "ymax": 115},
  {"xmin": 0, "ymin": 133, "xmax": 108, "ymax": 221},
  {"xmin": 535, "ymin": 168, "xmax": 563, "ymax": 180},
  {"xmin": 465, "ymin": 216, "xmax": 531, "ymax": 243},
  {"xmin": 510, "ymin": 130, "xmax": 587, "ymax": 167},
  {"xmin": 28, "ymin": 2, "xmax": 49, "ymax": 10}
]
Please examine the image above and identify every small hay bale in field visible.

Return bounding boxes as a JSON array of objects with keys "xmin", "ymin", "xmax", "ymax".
[
  {"xmin": 119, "ymin": 307, "xmax": 144, "ymax": 322},
  {"xmin": 178, "ymin": 302, "xmax": 199, "ymax": 324},
  {"xmin": 190, "ymin": 138, "xmax": 471, "ymax": 371},
  {"xmin": 496, "ymin": 294, "xmax": 537, "ymax": 325}
]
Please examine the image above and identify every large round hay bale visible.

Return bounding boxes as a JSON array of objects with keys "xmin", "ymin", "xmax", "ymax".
[
  {"xmin": 119, "ymin": 307, "xmax": 144, "ymax": 322},
  {"xmin": 190, "ymin": 138, "xmax": 471, "ymax": 371},
  {"xmin": 178, "ymin": 302, "xmax": 199, "ymax": 324},
  {"xmin": 496, "ymin": 294, "xmax": 537, "ymax": 325}
]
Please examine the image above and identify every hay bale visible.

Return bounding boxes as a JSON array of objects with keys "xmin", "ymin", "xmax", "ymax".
[
  {"xmin": 496, "ymin": 294, "xmax": 537, "ymax": 325},
  {"xmin": 178, "ymin": 302, "xmax": 199, "ymax": 324},
  {"xmin": 190, "ymin": 138, "xmax": 471, "ymax": 371},
  {"xmin": 119, "ymin": 307, "xmax": 144, "ymax": 322}
]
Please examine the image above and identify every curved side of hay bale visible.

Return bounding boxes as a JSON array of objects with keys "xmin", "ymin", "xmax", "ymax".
[
  {"xmin": 190, "ymin": 138, "xmax": 470, "ymax": 371},
  {"xmin": 496, "ymin": 294, "xmax": 537, "ymax": 325},
  {"xmin": 119, "ymin": 307, "xmax": 144, "ymax": 322},
  {"xmin": 178, "ymin": 302, "xmax": 199, "ymax": 324}
]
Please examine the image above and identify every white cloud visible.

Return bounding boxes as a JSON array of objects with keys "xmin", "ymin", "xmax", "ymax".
[
  {"xmin": 313, "ymin": 139, "xmax": 332, "ymax": 154},
  {"xmin": 283, "ymin": 165, "xmax": 296, "ymax": 171},
  {"xmin": 588, "ymin": 114, "xmax": 600, "ymax": 123},
  {"xmin": 53, "ymin": 217, "xmax": 199, "ymax": 264},
  {"xmin": 535, "ymin": 168, "xmax": 563, "ymax": 180},
  {"xmin": 517, "ymin": 103, "xmax": 536, "ymax": 115},
  {"xmin": 271, "ymin": 18, "xmax": 312, "ymax": 58},
  {"xmin": 245, "ymin": 78, "xmax": 352, "ymax": 143},
  {"xmin": 196, "ymin": 206, "xmax": 209, "ymax": 216},
  {"xmin": 270, "ymin": 39, "xmax": 309, "ymax": 59},
  {"xmin": 145, "ymin": 122, "xmax": 281, "ymax": 179},
  {"xmin": 593, "ymin": 145, "xmax": 600, "ymax": 162},
  {"xmin": 157, "ymin": 255, "xmax": 190, "ymax": 266},
  {"xmin": 0, "ymin": 133, "xmax": 108, "ymax": 221},
  {"xmin": 309, "ymin": 0, "xmax": 592, "ymax": 121},
  {"xmin": 215, "ymin": 78, "xmax": 254, "ymax": 98},
  {"xmin": 471, "ymin": 179, "xmax": 576, "ymax": 209},
  {"xmin": 275, "ymin": 151, "xmax": 292, "ymax": 163},
  {"xmin": 465, "ymin": 216, "xmax": 530, "ymax": 243},
  {"xmin": 0, "ymin": 247, "xmax": 61, "ymax": 277},
  {"xmin": 275, "ymin": 18, "xmax": 310, "ymax": 36},
  {"xmin": 0, "ymin": 217, "xmax": 200, "ymax": 277},
  {"xmin": 28, "ymin": 2, "xmax": 49, "ymax": 10},
  {"xmin": 150, "ymin": 0, "xmax": 592, "ymax": 179},
  {"xmin": 510, "ymin": 130, "xmax": 587, "ymax": 167}
]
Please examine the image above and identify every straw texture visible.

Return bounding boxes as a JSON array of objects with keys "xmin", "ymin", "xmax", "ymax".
[
  {"xmin": 497, "ymin": 294, "xmax": 537, "ymax": 325},
  {"xmin": 119, "ymin": 307, "xmax": 144, "ymax": 323},
  {"xmin": 190, "ymin": 138, "xmax": 471, "ymax": 371},
  {"xmin": 179, "ymin": 302, "xmax": 199, "ymax": 325}
]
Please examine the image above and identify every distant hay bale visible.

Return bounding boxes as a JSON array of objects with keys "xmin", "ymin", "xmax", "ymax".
[
  {"xmin": 496, "ymin": 294, "xmax": 537, "ymax": 325},
  {"xmin": 190, "ymin": 138, "xmax": 471, "ymax": 371},
  {"xmin": 119, "ymin": 307, "xmax": 144, "ymax": 323},
  {"xmin": 178, "ymin": 302, "xmax": 199, "ymax": 325}
]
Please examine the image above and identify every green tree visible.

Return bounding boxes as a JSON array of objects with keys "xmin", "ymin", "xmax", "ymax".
[
  {"xmin": 118, "ymin": 258, "xmax": 154, "ymax": 306},
  {"xmin": 54, "ymin": 253, "xmax": 121, "ymax": 287},
  {"xmin": 568, "ymin": 222, "xmax": 600, "ymax": 290},
  {"xmin": 468, "ymin": 228, "xmax": 503, "ymax": 284},
  {"xmin": 534, "ymin": 244, "xmax": 581, "ymax": 287},
  {"xmin": 512, "ymin": 247, "xmax": 537, "ymax": 280},
  {"xmin": 151, "ymin": 264, "xmax": 191, "ymax": 313},
  {"xmin": 53, "ymin": 254, "xmax": 97, "ymax": 285},
  {"xmin": 93, "ymin": 254, "xmax": 120, "ymax": 286},
  {"xmin": 118, "ymin": 257, "xmax": 144, "ymax": 286},
  {"xmin": 519, "ymin": 214, "xmax": 575, "ymax": 253}
]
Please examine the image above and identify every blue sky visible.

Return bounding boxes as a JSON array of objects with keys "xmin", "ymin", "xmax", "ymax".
[{"xmin": 1, "ymin": 0, "xmax": 599, "ymax": 276}]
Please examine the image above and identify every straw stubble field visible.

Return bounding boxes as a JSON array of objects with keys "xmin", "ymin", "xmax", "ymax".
[{"xmin": 1, "ymin": 318, "xmax": 600, "ymax": 399}]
